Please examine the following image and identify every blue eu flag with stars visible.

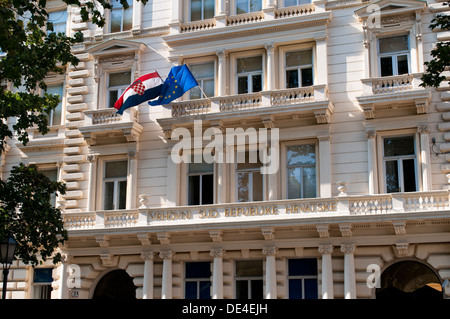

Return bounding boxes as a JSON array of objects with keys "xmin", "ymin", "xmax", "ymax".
[{"xmin": 149, "ymin": 64, "xmax": 198, "ymax": 106}]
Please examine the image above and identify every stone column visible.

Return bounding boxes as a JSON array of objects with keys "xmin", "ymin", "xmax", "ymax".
[
  {"xmin": 210, "ymin": 249, "xmax": 224, "ymax": 299},
  {"xmin": 141, "ymin": 251, "xmax": 155, "ymax": 299},
  {"xmin": 87, "ymin": 154, "xmax": 97, "ymax": 211},
  {"xmin": 265, "ymin": 43, "xmax": 276, "ymax": 91},
  {"xmin": 58, "ymin": 254, "xmax": 71, "ymax": 299},
  {"xmin": 160, "ymin": 251, "xmax": 173, "ymax": 299},
  {"xmin": 318, "ymin": 244, "xmax": 334, "ymax": 299},
  {"xmin": 216, "ymin": 50, "xmax": 227, "ymax": 97},
  {"xmin": 318, "ymin": 135, "xmax": 331, "ymax": 197},
  {"xmin": 263, "ymin": 247, "xmax": 278, "ymax": 299},
  {"xmin": 341, "ymin": 244, "xmax": 356, "ymax": 299},
  {"xmin": 166, "ymin": 143, "xmax": 179, "ymax": 207},
  {"xmin": 418, "ymin": 126, "xmax": 432, "ymax": 191},
  {"xmin": 126, "ymin": 151, "xmax": 137, "ymax": 209},
  {"xmin": 366, "ymin": 130, "xmax": 378, "ymax": 194},
  {"xmin": 315, "ymin": 37, "xmax": 328, "ymax": 85}
]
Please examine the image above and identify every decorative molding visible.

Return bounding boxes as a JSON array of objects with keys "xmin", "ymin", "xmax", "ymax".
[
  {"xmin": 318, "ymin": 244, "xmax": 333, "ymax": 255},
  {"xmin": 209, "ymin": 230, "xmax": 223, "ymax": 242},
  {"xmin": 157, "ymin": 232, "xmax": 171, "ymax": 245},
  {"xmin": 210, "ymin": 249, "xmax": 225, "ymax": 258},
  {"xmin": 159, "ymin": 251, "xmax": 174, "ymax": 260},
  {"xmin": 95, "ymin": 234, "xmax": 110, "ymax": 247},
  {"xmin": 393, "ymin": 221, "xmax": 407, "ymax": 235},
  {"xmin": 137, "ymin": 233, "xmax": 152, "ymax": 246},
  {"xmin": 339, "ymin": 224, "xmax": 353, "ymax": 237},
  {"xmin": 316, "ymin": 225, "xmax": 330, "ymax": 238},
  {"xmin": 261, "ymin": 227, "xmax": 275, "ymax": 240},
  {"xmin": 141, "ymin": 251, "xmax": 155, "ymax": 260},
  {"xmin": 262, "ymin": 247, "xmax": 279, "ymax": 256},
  {"xmin": 340, "ymin": 244, "xmax": 356, "ymax": 254}
]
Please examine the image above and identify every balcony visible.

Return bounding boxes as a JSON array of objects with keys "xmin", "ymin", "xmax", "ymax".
[
  {"xmin": 357, "ymin": 74, "xmax": 432, "ymax": 119},
  {"xmin": 79, "ymin": 107, "xmax": 143, "ymax": 145},
  {"xmin": 157, "ymin": 85, "xmax": 333, "ymax": 134},
  {"xmin": 63, "ymin": 190, "xmax": 450, "ymax": 232}
]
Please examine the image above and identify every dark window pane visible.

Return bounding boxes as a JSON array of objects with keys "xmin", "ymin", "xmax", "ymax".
[
  {"xmin": 236, "ymin": 260, "xmax": 263, "ymax": 277},
  {"xmin": 238, "ymin": 76, "xmax": 249, "ymax": 94},
  {"xmin": 199, "ymin": 281, "xmax": 211, "ymax": 299},
  {"xmin": 105, "ymin": 161, "xmax": 128, "ymax": 178},
  {"xmin": 304, "ymin": 279, "xmax": 318, "ymax": 299},
  {"xmin": 188, "ymin": 175, "xmax": 200, "ymax": 205},
  {"xmin": 191, "ymin": 0, "xmax": 202, "ymax": 21},
  {"xmin": 288, "ymin": 259, "xmax": 318, "ymax": 276},
  {"xmin": 303, "ymin": 167, "xmax": 316, "ymax": 198},
  {"xmin": 119, "ymin": 181, "xmax": 127, "ymax": 209},
  {"xmin": 186, "ymin": 262, "xmax": 211, "ymax": 278},
  {"xmin": 397, "ymin": 55, "xmax": 409, "ymax": 74},
  {"xmin": 403, "ymin": 159, "xmax": 416, "ymax": 192},
  {"xmin": 123, "ymin": 7, "xmax": 132, "ymax": 31},
  {"xmin": 252, "ymin": 74, "xmax": 262, "ymax": 92},
  {"xmin": 104, "ymin": 182, "xmax": 114, "ymax": 210},
  {"xmin": 380, "ymin": 57, "xmax": 393, "ymax": 77},
  {"xmin": 110, "ymin": 10, "xmax": 122, "ymax": 33},
  {"xmin": 252, "ymin": 172, "xmax": 263, "ymax": 202},
  {"xmin": 185, "ymin": 281, "xmax": 198, "ymax": 299},
  {"xmin": 34, "ymin": 268, "xmax": 53, "ymax": 283},
  {"xmin": 301, "ymin": 68, "xmax": 313, "ymax": 86},
  {"xmin": 286, "ymin": 70, "xmax": 299, "ymax": 88},
  {"xmin": 385, "ymin": 160, "xmax": 399, "ymax": 193},
  {"xmin": 109, "ymin": 90, "xmax": 118, "ymax": 108},
  {"xmin": 204, "ymin": 0, "xmax": 215, "ymax": 19},
  {"xmin": 287, "ymin": 167, "xmax": 301, "ymax": 199},
  {"xmin": 384, "ymin": 136, "xmax": 415, "ymax": 157},
  {"xmin": 289, "ymin": 279, "xmax": 302, "ymax": 299},
  {"xmin": 236, "ymin": 280, "xmax": 249, "ymax": 299},
  {"xmin": 202, "ymin": 174, "xmax": 214, "ymax": 204},
  {"xmin": 251, "ymin": 280, "xmax": 263, "ymax": 299}
]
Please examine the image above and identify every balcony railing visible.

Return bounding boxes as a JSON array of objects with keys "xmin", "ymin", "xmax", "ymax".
[
  {"xmin": 361, "ymin": 74, "xmax": 420, "ymax": 95},
  {"xmin": 64, "ymin": 190, "xmax": 450, "ymax": 231}
]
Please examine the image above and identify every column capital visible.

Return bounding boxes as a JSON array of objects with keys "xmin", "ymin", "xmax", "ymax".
[
  {"xmin": 262, "ymin": 247, "xmax": 278, "ymax": 256},
  {"xmin": 210, "ymin": 249, "xmax": 225, "ymax": 258},
  {"xmin": 87, "ymin": 154, "xmax": 98, "ymax": 162},
  {"xmin": 366, "ymin": 130, "xmax": 377, "ymax": 139},
  {"xmin": 159, "ymin": 251, "xmax": 174, "ymax": 260},
  {"xmin": 264, "ymin": 42, "xmax": 275, "ymax": 52},
  {"xmin": 216, "ymin": 49, "xmax": 228, "ymax": 58},
  {"xmin": 340, "ymin": 244, "xmax": 356, "ymax": 254},
  {"xmin": 417, "ymin": 125, "xmax": 430, "ymax": 134},
  {"xmin": 318, "ymin": 244, "xmax": 333, "ymax": 255},
  {"xmin": 141, "ymin": 251, "xmax": 155, "ymax": 260}
]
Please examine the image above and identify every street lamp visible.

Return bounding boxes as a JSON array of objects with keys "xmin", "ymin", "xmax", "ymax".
[{"xmin": 0, "ymin": 234, "xmax": 17, "ymax": 299}]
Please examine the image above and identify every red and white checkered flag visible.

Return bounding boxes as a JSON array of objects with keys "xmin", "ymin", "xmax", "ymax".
[{"xmin": 131, "ymin": 80, "xmax": 146, "ymax": 96}]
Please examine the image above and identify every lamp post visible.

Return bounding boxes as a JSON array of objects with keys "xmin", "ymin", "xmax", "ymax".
[{"xmin": 0, "ymin": 234, "xmax": 17, "ymax": 299}]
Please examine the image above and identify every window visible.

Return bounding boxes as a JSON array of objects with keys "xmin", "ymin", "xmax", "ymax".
[
  {"xmin": 237, "ymin": 56, "xmax": 263, "ymax": 94},
  {"xmin": 286, "ymin": 143, "xmax": 316, "ymax": 199},
  {"xmin": 190, "ymin": 0, "xmax": 215, "ymax": 21},
  {"xmin": 236, "ymin": 0, "xmax": 262, "ymax": 14},
  {"xmin": 383, "ymin": 135, "xmax": 417, "ymax": 193},
  {"xmin": 107, "ymin": 71, "xmax": 131, "ymax": 108},
  {"xmin": 110, "ymin": 0, "xmax": 133, "ymax": 33},
  {"xmin": 379, "ymin": 35, "xmax": 409, "ymax": 77},
  {"xmin": 236, "ymin": 150, "xmax": 263, "ymax": 202},
  {"xmin": 235, "ymin": 260, "xmax": 263, "ymax": 299},
  {"xmin": 284, "ymin": 0, "xmax": 312, "ymax": 7},
  {"xmin": 103, "ymin": 160, "xmax": 128, "ymax": 210},
  {"xmin": 40, "ymin": 168, "xmax": 58, "ymax": 207},
  {"xmin": 47, "ymin": 10, "xmax": 67, "ymax": 35},
  {"xmin": 45, "ymin": 84, "xmax": 64, "ymax": 126},
  {"xmin": 189, "ymin": 62, "xmax": 215, "ymax": 99},
  {"xmin": 185, "ymin": 262, "xmax": 211, "ymax": 299},
  {"xmin": 188, "ymin": 160, "xmax": 214, "ymax": 205},
  {"xmin": 33, "ymin": 268, "xmax": 53, "ymax": 299},
  {"xmin": 285, "ymin": 49, "xmax": 313, "ymax": 88},
  {"xmin": 288, "ymin": 259, "xmax": 318, "ymax": 299}
]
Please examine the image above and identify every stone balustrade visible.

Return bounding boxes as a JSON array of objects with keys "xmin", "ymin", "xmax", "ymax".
[
  {"xmin": 361, "ymin": 73, "xmax": 423, "ymax": 95},
  {"xmin": 63, "ymin": 190, "xmax": 450, "ymax": 231}
]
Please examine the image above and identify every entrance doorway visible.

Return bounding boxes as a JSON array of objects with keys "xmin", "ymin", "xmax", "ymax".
[
  {"xmin": 93, "ymin": 269, "xmax": 137, "ymax": 300},
  {"xmin": 376, "ymin": 261, "xmax": 443, "ymax": 299}
]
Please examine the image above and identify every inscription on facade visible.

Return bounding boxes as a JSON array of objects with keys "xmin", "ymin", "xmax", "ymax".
[{"xmin": 149, "ymin": 200, "xmax": 338, "ymax": 222}]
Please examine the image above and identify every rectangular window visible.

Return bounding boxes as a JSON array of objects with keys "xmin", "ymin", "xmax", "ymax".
[
  {"xmin": 188, "ymin": 160, "xmax": 214, "ymax": 205},
  {"xmin": 110, "ymin": 0, "xmax": 133, "ymax": 33},
  {"xmin": 40, "ymin": 168, "xmax": 58, "ymax": 207},
  {"xmin": 286, "ymin": 144, "xmax": 316, "ymax": 199},
  {"xmin": 288, "ymin": 259, "xmax": 318, "ymax": 299},
  {"xmin": 190, "ymin": 0, "xmax": 215, "ymax": 21},
  {"xmin": 236, "ymin": 0, "xmax": 262, "ymax": 14},
  {"xmin": 33, "ymin": 268, "xmax": 53, "ymax": 299},
  {"xmin": 185, "ymin": 262, "xmax": 211, "ymax": 299},
  {"xmin": 284, "ymin": 0, "xmax": 312, "ymax": 7},
  {"xmin": 379, "ymin": 35, "xmax": 409, "ymax": 77},
  {"xmin": 107, "ymin": 71, "xmax": 131, "ymax": 108},
  {"xmin": 189, "ymin": 62, "xmax": 215, "ymax": 99},
  {"xmin": 285, "ymin": 49, "xmax": 313, "ymax": 88},
  {"xmin": 383, "ymin": 135, "xmax": 417, "ymax": 193},
  {"xmin": 237, "ymin": 56, "xmax": 263, "ymax": 94},
  {"xmin": 235, "ymin": 260, "xmax": 263, "ymax": 299},
  {"xmin": 47, "ymin": 10, "xmax": 67, "ymax": 35},
  {"xmin": 45, "ymin": 84, "xmax": 63, "ymax": 126},
  {"xmin": 236, "ymin": 150, "xmax": 263, "ymax": 202},
  {"xmin": 103, "ymin": 160, "xmax": 128, "ymax": 210}
]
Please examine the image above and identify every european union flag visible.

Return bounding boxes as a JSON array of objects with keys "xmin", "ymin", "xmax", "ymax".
[{"xmin": 149, "ymin": 64, "xmax": 198, "ymax": 106}]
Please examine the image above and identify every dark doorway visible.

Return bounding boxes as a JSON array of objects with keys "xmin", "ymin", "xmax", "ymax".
[
  {"xmin": 93, "ymin": 269, "xmax": 137, "ymax": 300},
  {"xmin": 376, "ymin": 261, "xmax": 443, "ymax": 299}
]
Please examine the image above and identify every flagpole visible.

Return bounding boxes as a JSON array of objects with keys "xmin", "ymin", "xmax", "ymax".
[{"xmin": 197, "ymin": 85, "xmax": 208, "ymax": 99}]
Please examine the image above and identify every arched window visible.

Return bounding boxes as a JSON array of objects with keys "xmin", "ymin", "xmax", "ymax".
[{"xmin": 93, "ymin": 269, "xmax": 137, "ymax": 300}]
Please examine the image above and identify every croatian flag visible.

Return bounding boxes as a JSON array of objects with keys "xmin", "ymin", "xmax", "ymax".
[{"xmin": 114, "ymin": 72, "xmax": 164, "ymax": 115}]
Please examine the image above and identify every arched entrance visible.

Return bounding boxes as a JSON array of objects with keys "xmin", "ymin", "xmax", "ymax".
[
  {"xmin": 376, "ymin": 261, "xmax": 443, "ymax": 299},
  {"xmin": 93, "ymin": 269, "xmax": 137, "ymax": 300}
]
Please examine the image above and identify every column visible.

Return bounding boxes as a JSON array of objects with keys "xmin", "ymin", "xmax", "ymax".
[
  {"xmin": 141, "ymin": 251, "xmax": 155, "ymax": 299},
  {"xmin": 418, "ymin": 126, "xmax": 432, "ymax": 191},
  {"xmin": 318, "ymin": 135, "xmax": 331, "ymax": 197},
  {"xmin": 366, "ymin": 130, "xmax": 378, "ymax": 194},
  {"xmin": 87, "ymin": 154, "xmax": 97, "ymax": 211},
  {"xmin": 58, "ymin": 254, "xmax": 71, "ymax": 299},
  {"xmin": 318, "ymin": 244, "xmax": 334, "ymax": 299},
  {"xmin": 166, "ymin": 143, "xmax": 179, "ymax": 207},
  {"xmin": 210, "ymin": 249, "xmax": 224, "ymax": 299},
  {"xmin": 215, "ymin": 0, "xmax": 227, "ymax": 27},
  {"xmin": 160, "ymin": 251, "xmax": 173, "ymax": 299},
  {"xmin": 170, "ymin": 0, "xmax": 182, "ymax": 33},
  {"xmin": 315, "ymin": 37, "xmax": 328, "ymax": 85},
  {"xmin": 127, "ymin": 151, "xmax": 138, "ymax": 209},
  {"xmin": 132, "ymin": 0, "xmax": 143, "ymax": 34},
  {"xmin": 263, "ymin": 247, "xmax": 278, "ymax": 299},
  {"xmin": 216, "ymin": 50, "xmax": 227, "ymax": 97},
  {"xmin": 341, "ymin": 244, "xmax": 356, "ymax": 299},
  {"xmin": 265, "ymin": 43, "xmax": 275, "ymax": 91}
]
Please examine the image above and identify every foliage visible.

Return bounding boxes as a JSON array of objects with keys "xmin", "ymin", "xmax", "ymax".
[{"xmin": 421, "ymin": 3, "xmax": 450, "ymax": 88}]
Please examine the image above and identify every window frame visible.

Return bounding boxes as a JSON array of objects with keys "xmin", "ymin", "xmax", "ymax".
[
  {"xmin": 47, "ymin": 9, "xmax": 68, "ymax": 35},
  {"xmin": 186, "ymin": 156, "xmax": 215, "ymax": 206},
  {"xmin": 32, "ymin": 268, "xmax": 54, "ymax": 299},
  {"xmin": 44, "ymin": 82, "xmax": 65, "ymax": 127},
  {"xmin": 283, "ymin": 0, "xmax": 312, "ymax": 8},
  {"xmin": 185, "ymin": 57, "xmax": 217, "ymax": 100},
  {"xmin": 109, "ymin": 0, "xmax": 133, "ymax": 34},
  {"xmin": 234, "ymin": 260, "xmax": 264, "ymax": 299},
  {"xmin": 287, "ymin": 258, "xmax": 318, "ymax": 299},
  {"xmin": 106, "ymin": 70, "xmax": 132, "ymax": 108},
  {"xmin": 231, "ymin": 50, "xmax": 266, "ymax": 95},
  {"xmin": 279, "ymin": 43, "xmax": 316, "ymax": 89},
  {"xmin": 377, "ymin": 34, "xmax": 410, "ymax": 77},
  {"xmin": 184, "ymin": 261, "xmax": 212, "ymax": 299},
  {"xmin": 234, "ymin": 0, "xmax": 263, "ymax": 15},
  {"xmin": 96, "ymin": 155, "xmax": 129, "ymax": 211},
  {"xmin": 234, "ymin": 148, "xmax": 265, "ymax": 203},
  {"xmin": 189, "ymin": 0, "xmax": 216, "ymax": 22}
]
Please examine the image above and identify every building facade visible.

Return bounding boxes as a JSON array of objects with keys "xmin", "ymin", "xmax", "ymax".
[{"xmin": 1, "ymin": 0, "xmax": 450, "ymax": 299}]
